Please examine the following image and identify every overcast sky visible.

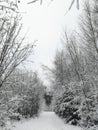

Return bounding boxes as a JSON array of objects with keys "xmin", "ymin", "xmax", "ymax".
[{"xmin": 18, "ymin": 0, "xmax": 81, "ymax": 86}]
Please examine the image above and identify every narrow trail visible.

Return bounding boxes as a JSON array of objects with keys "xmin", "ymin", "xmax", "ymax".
[{"xmin": 12, "ymin": 112, "xmax": 81, "ymax": 130}]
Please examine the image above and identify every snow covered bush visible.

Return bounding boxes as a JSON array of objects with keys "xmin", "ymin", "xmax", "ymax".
[
  {"xmin": 81, "ymin": 125, "xmax": 98, "ymax": 130},
  {"xmin": 78, "ymin": 98, "xmax": 97, "ymax": 127},
  {"xmin": 17, "ymin": 89, "xmax": 40, "ymax": 118},
  {"xmin": 0, "ymin": 70, "xmax": 45, "ymax": 127},
  {"xmin": 8, "ymin": 70, "xmax": 44, "ymax": 119},
  {"xmin": 54, "ymin": 89, "xmax": 81, "ymax": 125}
]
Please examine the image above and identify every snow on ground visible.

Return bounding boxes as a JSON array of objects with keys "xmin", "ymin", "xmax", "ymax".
[{"xmin": 11, "ymin": 112, "xmax": 82, "ymax": 130}]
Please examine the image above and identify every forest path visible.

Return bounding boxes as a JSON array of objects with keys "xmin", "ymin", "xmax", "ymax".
[{"xmin": 12, "ymin": 112, "xmax": 81, "ymax": 130}]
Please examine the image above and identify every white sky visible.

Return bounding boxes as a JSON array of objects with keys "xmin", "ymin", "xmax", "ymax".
[{"xmin": 18, "ymin": 0, "xmax": 81, "ymax": 86}]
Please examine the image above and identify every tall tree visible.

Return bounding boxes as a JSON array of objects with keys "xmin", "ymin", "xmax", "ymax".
[{"xmin": 0, "ymin": 1, "xmax": 35, "ymax": 87}]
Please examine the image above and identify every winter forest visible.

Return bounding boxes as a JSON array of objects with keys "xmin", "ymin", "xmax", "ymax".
[{"xmin": 0, "ymin": 0, "xmax": 98, "ymax": 130}]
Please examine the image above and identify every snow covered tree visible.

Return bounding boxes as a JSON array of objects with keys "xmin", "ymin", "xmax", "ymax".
[
  {"xmin": 77, "ymin": 0, "xmax": 98, "ymax": 127},
  {"xmin": 0, "ymin": 1, "xmax": 35, "ymax": 127},
  {"xmin": 0, "ymin": 0, "xmax": 35, "ymax": 88},
  {"xmin": 53, "ymin": 0, "xmax": 98, "ymax": 128},
  {"xmin": 0, "ymin": 69, "xmax": 45, "ymax": 123}
]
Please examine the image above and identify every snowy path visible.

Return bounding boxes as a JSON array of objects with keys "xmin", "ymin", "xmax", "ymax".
[{"xmin": 12, "ymin": 112, "xmax": 81, "ymax": 130}]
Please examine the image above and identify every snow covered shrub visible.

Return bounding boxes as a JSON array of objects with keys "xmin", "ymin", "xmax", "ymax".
[
  {"xmin": 0, "ymin": 70, "xmax": 44, "ymax": 125},
  {"xmin": 81, "ymin": 125, "xmax": 98, "ymax": 130},
  {"xmin": 18, "ymin": 91, "xmax": 40, "ymax": 118},
  {"xmin": 0, "ymin": 113, "xmax": 7, "ymax": 128},
  {"xmin": 54, "ymin": 89, "xmax": 81, "ymax": 125},
  {"xmin": 79, "ymin": 96, "xmax": 98, "ymax": 127}
]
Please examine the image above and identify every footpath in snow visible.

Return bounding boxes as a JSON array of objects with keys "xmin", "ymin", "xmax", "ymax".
[{"xmin": 11, "ymin": 112, "xmax": 81, "ymax": 130}]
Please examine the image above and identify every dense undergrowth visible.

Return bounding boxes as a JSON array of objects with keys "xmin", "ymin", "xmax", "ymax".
[
  {"xmin": 49, "ymin": 1, "xmax": 98, "ymax": 130},
  {"xmin": 0, "ymin": 70, "xmax": 45, "ymax": 128}
]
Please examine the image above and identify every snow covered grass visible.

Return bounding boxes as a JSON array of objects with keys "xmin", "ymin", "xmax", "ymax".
[{"xmin": 10, "ymin": 112, "xmax": 82, "ymax": 130}]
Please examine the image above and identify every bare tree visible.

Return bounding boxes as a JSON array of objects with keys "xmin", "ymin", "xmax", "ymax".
[
  {"xmin": 0, "ymin": 2, "xmax": 35, "ymax": 88},
  {"xmin": 78, "ymin": 0, "xmax": 98, "ymax": 95}
]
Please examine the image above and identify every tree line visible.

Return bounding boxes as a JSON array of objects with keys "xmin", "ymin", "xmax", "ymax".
[
  {"xmin": 0, "ymin": 0, "xmax": 45, "ymax": 128},
  {"xmin": 43, "ymin": 0, "xmax": 98, "ymax": 129}
]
